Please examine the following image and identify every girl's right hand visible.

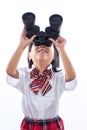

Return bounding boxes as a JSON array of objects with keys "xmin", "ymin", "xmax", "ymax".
[{"xmin": 20, "ymin": 28, "xmax": 36, "ymax": 49}]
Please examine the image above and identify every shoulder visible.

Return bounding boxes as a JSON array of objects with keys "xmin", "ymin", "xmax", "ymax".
[
  {"xmin": 17, "ymin": 67, "xmax": 31, "ymax": 75},
  {"xmin": 52, "ymin": 69, "xmax": 65, "ymax": 78}
]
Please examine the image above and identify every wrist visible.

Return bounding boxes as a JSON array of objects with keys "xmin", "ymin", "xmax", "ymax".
[
  {"xmin": 56, "ymin": 47, "xmax": 65, "ymax": 54},
  {"xmin": 19, "ymin": 42, "xmax": 27, "ymax": 51},
  {"xmin": 17, "ymin": 43, "xmax": 25, "ymax": 53}
]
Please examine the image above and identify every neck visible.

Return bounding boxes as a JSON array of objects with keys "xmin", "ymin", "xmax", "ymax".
[{"xmin": 35, "ymin": 64, "xmax": 48, "ymax": 73}]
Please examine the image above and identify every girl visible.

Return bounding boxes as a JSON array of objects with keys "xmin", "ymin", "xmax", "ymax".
[{"xmin": 6, "ymin": 28, "xmax": 77, "ymax": 130}]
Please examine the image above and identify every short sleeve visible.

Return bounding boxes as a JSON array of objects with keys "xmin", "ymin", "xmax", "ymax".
[
  {"xmin": 6, "ymin": 68, "xmax": 27, "ymax": 93},
  {"xmin": 64, "ymin": 77, "xmax": 77, "ymax": 91},
  {"xmin": 61, "ymin": 72, "xmax": 77, "ymax": 92},
  {"xmin": 54, "ymin": 70, "xmax": 77, "ymax": 94}
]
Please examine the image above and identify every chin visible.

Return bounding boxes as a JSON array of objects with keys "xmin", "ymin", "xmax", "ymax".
[
  {"xmin": 37, "ymin": 57, "xmax": 48, "ymax": 62},
  {"xmin": 37, "ymin": 55, "xmax": 48, "ymax": 59}
]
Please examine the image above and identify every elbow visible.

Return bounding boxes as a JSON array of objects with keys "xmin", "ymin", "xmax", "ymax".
[
  {"xmin": 6, "ymin": 66, "xmax": 12, "ymax": 76},
  {"xmin": 6, "ymin": 67, "xmax": 10, "ymax": 75},
  {"xmin": 6, "ymin": 67, "xmax": 19, "ymax": 78},
  {"xmin": 65, "ymin": 73, "xmax": 76, "ymax": 82}
]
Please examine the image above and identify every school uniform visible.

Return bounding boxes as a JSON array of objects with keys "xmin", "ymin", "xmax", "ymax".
[{"xmin": 6, "ymin": 66, "xmax": 77, "ymax": 130}]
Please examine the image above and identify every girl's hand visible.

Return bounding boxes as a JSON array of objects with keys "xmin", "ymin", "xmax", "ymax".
[
  {"xmin": 49, "ymin": 36, "xmax": 66, "ymax": 51},
  {"xmin": 20, "ymin": 28, "xmax": 36, "ymax": 49}
]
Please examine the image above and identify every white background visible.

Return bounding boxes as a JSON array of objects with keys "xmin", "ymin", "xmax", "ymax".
[{"xmin": 0, "ymin": 0, "xmax": 87, "ymax": 130}]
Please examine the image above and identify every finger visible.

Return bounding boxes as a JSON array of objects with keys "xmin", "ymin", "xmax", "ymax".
[
  {"xmin": 30, "ymin": 35, "xmax": 36, "ymax": 42},
  {"xmin": 25, "ymin": 34, "xmax": 36, "ymax": 41},
  {"xmin": 58, "ymin": 36, "xmax": 66, "ymax": 43},
  {"xmin": 49, "ymin": 38, "xmax": 56, "ymax": 43},
  {"xmin": 27, "ymin": 35, "xmax": 36, "ymax": 45},
  {"xmin": 21, "ymin": 28, "xmax": 26, "ymax": 38}
]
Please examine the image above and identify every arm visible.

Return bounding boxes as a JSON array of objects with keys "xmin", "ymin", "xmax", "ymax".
[
  {"xmin": 49, "ymin": 36, "xmax": 76, "ymax": 81},
  {"xmin": 6, "ymin": 28, "xmax": 36, "ymax": 78}
]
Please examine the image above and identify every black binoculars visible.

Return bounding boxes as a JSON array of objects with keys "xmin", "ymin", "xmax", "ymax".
[{"xmin": 22, "ymin": 12, "xmax": 63, "ymax": 47}]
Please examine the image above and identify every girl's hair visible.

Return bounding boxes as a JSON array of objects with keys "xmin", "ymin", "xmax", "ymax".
[{"xmin": 27, "ymin": 42, "xmax": 61, "ymax": 72}]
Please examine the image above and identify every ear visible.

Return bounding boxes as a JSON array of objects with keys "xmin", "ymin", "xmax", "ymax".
[{"xmin": 27, "ymin": 52, "xmax": 32, "ymax": 60}]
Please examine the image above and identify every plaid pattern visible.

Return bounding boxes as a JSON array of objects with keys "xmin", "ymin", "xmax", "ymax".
[
  {"xmin": 30, "ymin": 68, "xmax": 52, "ymax": 96},
  {"xmin": 20, "ymin": 116, "xmax": 64, "ymax": 130}
]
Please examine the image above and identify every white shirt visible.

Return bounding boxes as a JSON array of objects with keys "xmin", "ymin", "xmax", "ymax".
[{"xmin": 6, "ymin": 67, "xmax": 77, "ymax": 120}]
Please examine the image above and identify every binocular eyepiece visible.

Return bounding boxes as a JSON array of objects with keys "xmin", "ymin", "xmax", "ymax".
[{"xmin": 22, "ymin": 12, "xmax": 63, "ymax": 47}]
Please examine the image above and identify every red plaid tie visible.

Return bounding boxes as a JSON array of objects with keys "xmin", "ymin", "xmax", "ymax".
[{"xmin": 30, "ymin": 68, "xmax": 52, "ymax": 96}]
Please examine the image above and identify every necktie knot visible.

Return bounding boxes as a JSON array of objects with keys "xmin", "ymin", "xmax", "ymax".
[{"xmin": 29, "ymin": 68, "xmax": 52, "ymax": 96}]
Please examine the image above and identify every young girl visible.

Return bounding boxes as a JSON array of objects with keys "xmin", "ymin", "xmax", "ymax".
[{"xmin": 6, "ymin": 28, "xmax": 77, "ymax": 130}]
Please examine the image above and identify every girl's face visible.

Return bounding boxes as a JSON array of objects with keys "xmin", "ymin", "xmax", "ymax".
[{"xmin": 28, "ymin": 44, "xmax": 54, "ymax": 69}]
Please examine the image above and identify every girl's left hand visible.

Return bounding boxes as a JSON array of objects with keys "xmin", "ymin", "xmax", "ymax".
[{"xmin": 49, "ymin": 36, "xmax": 66, "ymax": 51}]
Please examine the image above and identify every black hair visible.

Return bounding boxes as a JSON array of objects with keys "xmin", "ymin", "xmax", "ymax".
[{"xmin": 27, "ymin": 43, "xmax": 61, "ymax": 72}]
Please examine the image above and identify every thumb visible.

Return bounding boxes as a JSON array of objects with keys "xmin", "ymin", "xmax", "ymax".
[
  {"xmin": 49, "ymin": 38, "xmax": 55, "ymax": 43},
  {"xmin": 30, "ymin": 35, "xmax": 37, "ymax": 42},
  {"xmin": 27, "ymin": 35, "xmax": 37, "ymax": 46}
]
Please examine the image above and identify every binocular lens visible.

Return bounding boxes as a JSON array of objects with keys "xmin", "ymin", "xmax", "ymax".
[
  {"xmin": 50, "ymin": 14, "xmax": 63, "ymax": 25},
  {"xmin": 22, "ymin": 12, "xmax": 35, "ymax": 29},
  {"xmin": 49, "ymin": 14, "xmax": 63, "ymax": 32}
]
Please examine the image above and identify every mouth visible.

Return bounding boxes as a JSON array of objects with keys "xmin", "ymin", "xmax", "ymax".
[{"xmin": 38, "ymin": 48, "xmax": 47, "ymax": 53}]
